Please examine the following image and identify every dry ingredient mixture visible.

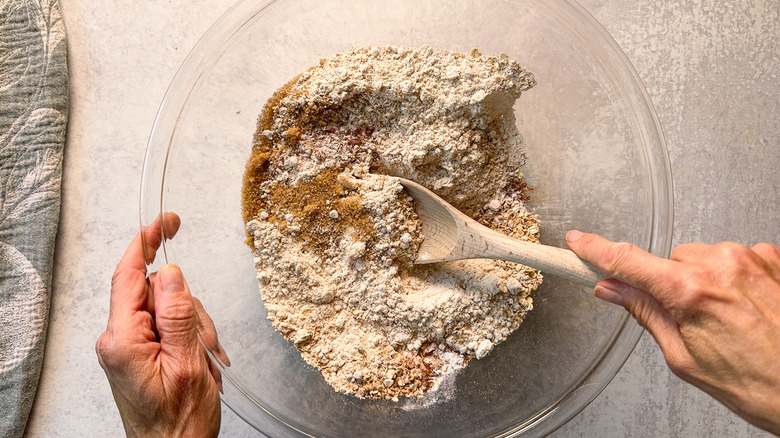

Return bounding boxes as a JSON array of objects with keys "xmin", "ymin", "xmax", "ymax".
[{"xmin": 242, "ymin": 46, "xmax": 543, "ymax": 400}]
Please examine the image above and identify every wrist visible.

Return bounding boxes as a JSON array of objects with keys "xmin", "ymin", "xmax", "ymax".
[{"xmin": 121, "ymin": 413, "xmax": 219, "ymax": 438}]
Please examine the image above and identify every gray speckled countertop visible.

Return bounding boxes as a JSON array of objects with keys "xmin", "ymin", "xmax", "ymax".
[{"xmin": 26, "ymin": 0, "xmax": 778, "ymax": 436}]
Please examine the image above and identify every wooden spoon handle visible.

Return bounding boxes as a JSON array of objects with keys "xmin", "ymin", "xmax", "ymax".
[{"xmin": 461, "ymin": 222, "xmax": 606, "ymax": 287}]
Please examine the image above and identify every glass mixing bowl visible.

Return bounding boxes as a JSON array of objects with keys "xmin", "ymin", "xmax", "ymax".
[{"xmin": 140, "ymin": 0, "xmax": 673, "ymax": 436}]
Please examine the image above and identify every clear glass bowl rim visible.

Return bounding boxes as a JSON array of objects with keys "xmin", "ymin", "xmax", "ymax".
[{"xmin": 139, "ymin": 0, "xmax": 674, "ymax": 436}]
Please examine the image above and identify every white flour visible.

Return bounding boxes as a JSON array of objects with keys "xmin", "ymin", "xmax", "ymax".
[{"xmin": 243, "ymin": 46, "xmax": 543, "ymax": 400}]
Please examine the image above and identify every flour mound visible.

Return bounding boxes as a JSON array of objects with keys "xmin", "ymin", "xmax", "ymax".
[{"xmin": 243, "ymin": 46, "xmax": 542, "ymax": 400}]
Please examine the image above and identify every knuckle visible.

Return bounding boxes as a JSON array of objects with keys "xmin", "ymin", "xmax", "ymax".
[
  {"xmin": 752, "ymin": 242, "xmax": 780, "ymax": 259},
  {"xmin": 711, "ymin": 242, "xmax": 759, "ymax": 280},
  {"xmin": 134, "ymin": 311, "xmax": 157, "ymax": 338},
  {"xmin": 664, "ymin": 353, "xmax": 694, "ymax": 379},
  {"xmin": 670, "ymin": 242, "xmax": 702, "ymax": 261},
  {"xmin": 669, "ymin": 245, "xmax": 684, "ymax": 261},
  {"xmin": 95, "ymin": 332, "xmax": 116, "ymax": 369},
  {"xmin": 162, "ymin": 298, "xmax": 197, "ymax": 322},
  {"xmin": 712, "ymin": 241, "xmax": 751, "ymax": 263},
  {"xmin": 626, "ymin": 298, "xmax": 653, "ymax": 329},
  {"xmin": 95, "ymin": 332, "xmax": 110, "ymax": 356},
  {"xmin": 622, "ymin": 288, "xmax": 661, "ymax": 330},
  {"xmin": 678, "ymin": 265, "xmax": 709, "ymax": 290},
  {"xmin": 670, "ymin": 266, "xmax": 714, "ymax": 309},
  {"xmin": 157, "ymin": 299, "xmax": 199, "ymax": 339},
  {"xmin": 110, "ymin": 270, "xmax": 123, "ymax": 289},
  {"xmin": 603, "ymin": 241, "xmax": 637, "ymax": 275},
  {"xmin": 111, "ymin": 267, "xmax": 143, "ymax": 290}
]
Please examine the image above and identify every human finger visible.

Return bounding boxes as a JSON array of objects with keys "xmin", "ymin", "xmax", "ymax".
[
  {"xmin": 109, "ymin": 221, "xmax": 161, "ymax": 320},
  {"xmin": 114, "ymin": 213, "xmax": 180, "ymax": 279},
  {"xmin": 670, "ymin": 242, "xmax": 712, "ymax": 262},
  {"xmin": 109, "ymin": 214, "xmax": 181, "ymax": 322},
  {"xmin": 751, "ymin": 242, "xmax": 780, "ymax": 279},
  {"xmin": 206, "ymin": 355, "xmax": 224, "ymax": 394},
  {"xmin": 153, "ymin": 265, "xmax": 201, "ymax": 359},
  {"xmin": 566, "ymin": 230, "xmax": 678, "ymax": 299},
  {"xmin": 142, "ymin": 213, "xmax": 181, "ymax": 265},
  {"xmin": 146, "ymin": 271, "xmax": 158, "ymax": 315},
  {"xmin": 593, "ymin": 278, "xmax": 694, "ymax": 377},
  {"xmin": 192, "ymin": 297, "xmax": 231, "ymax": 367}
]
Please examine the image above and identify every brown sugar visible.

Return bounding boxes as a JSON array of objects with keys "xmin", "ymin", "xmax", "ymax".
[
  {"xmin": 242, "ymin": 46, "xmax": 542, "ymax": 401},
  {"xmin": 263, "ymin": 168, "xmax": 376, "ymax": 251}
]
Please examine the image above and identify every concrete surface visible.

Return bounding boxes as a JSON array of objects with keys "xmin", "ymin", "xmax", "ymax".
[{"xmin": 25, "ymin": 0, "xmax": 778, "ymax": 436}]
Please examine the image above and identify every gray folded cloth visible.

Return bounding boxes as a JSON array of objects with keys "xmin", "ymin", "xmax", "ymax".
[{"xmin": 0, "ymin": 0, "xmax": 68, "ymax": 436}]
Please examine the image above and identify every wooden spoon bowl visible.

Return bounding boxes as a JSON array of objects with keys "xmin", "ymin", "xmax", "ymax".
[{"xmin": 398, "ymin": 178, "xmax": 605, "ymax": 287}]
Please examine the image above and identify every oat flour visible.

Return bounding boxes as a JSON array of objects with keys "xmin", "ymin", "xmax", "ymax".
[{"xmin": 242, "ymin": 46, "xmax": 543, "ymax": 400}]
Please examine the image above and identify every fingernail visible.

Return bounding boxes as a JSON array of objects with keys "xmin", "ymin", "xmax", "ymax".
[
  {"xmin": 594, "ymin": 284, "xmax": 624, "ymax": 306},
  {"xmin": 159, "ymin": 265, "xmax": 184, "ymax": 293},
  {"xmin": 566, "ymin": 230, "xmax": 584, "ymax": 243}
]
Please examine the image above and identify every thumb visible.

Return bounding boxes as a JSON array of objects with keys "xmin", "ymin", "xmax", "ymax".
[{"xmin": 154, "ymin": 264, "xmax": 201, "ymax": 358}]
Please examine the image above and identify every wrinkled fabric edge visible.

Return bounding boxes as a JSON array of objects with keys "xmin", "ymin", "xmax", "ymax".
[{"xmin": 0, "ymin": 0, "xmax": 69, "ymax": 436}]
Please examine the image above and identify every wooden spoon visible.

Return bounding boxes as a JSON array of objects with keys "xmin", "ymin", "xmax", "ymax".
[{"xmin": 397, "ymin": 178, "xmax": 606, "ymax": 287}]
